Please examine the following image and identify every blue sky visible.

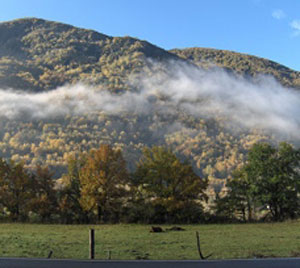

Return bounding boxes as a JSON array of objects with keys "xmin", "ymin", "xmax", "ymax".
[{"xmin": 1, "ymin": 0, "xmax": 300, "ymax": 70}]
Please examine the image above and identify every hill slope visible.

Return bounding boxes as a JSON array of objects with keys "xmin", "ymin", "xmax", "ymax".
[
  {"xmin": 0, "ymin": 18, "xmax": 299, "ymax": 196},
  {"xmin": 170, "ymin": 47, "xmax": 300, "ymax": 89},
  {"xmin": 0, "ymin": 18, "xmax": 179, "ymax": 92},
  {"xmin": 0, "ymin": 18, "xmax": 299, "ymax": 92}
]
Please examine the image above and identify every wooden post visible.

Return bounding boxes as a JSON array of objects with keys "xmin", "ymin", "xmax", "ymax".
[
  {"xmin": 47, "ymin": 250, "xmax": 53, "ymax": 259},
  {"xmin": 107, "ymin": 250, "xmax": 111, "ymax": 260},
  {"xmin": 196, "ymin": 231, "xmax": 205, "ymax": 260},
  {"xmin": 89, "ymin": 229, "xmax": 95, "ymax": 260},
  {"xmin": 196, "ymin": 231, "xmax": 212, "ymax": 260}
]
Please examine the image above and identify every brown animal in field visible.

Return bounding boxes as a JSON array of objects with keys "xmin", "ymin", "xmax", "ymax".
[
  {"xmin": 150, "ymin": 226, "xmax": 164, "ymax": 233},
  {"xmin": 166, "ymin": 226, "xmax": 185, "ymax": 231}
]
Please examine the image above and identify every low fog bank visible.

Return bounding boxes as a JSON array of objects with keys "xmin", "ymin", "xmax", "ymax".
[{"xmin": 0, "ymin": 61, "xmax": 299, "ymax": 140}]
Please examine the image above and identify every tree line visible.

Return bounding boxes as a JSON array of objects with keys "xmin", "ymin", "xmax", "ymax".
[
  {"xmin": 215, "ymin": 142, "xmax": 300, "ymax": 222},
  {"xmin": 0, "ymin": 142, "xmax": 299, "ymax": 224}
]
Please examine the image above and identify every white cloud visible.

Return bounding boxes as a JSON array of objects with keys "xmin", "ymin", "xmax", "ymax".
[
  {"xmin": 1, "ymin": 61, "xmax": 300, "ymax": 140},
  {"xmin": 290, "ymin": 20, "xmax": 300, "ymax": 30},
  {"xmin": 272, "ymin": 9, "xmax": 286, "ymax": 20},
  {"xmin": 290, "ymin": 19, "xmax": 300, "ymax": 36}
]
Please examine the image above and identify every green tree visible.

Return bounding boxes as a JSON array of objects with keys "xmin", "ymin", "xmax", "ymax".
[
  {"xmin": 134, "ymin": 146, "xmax": 208, "ymax": 223},
  {"xmin": 251, "ymin": 142, "xmax": 300, "ymax": 220},
  {"xmin": 0, "ymin": 159, "xmax": 33, "ymax": 221},
  {"xmin": 214, "ymin": 169, "xmax": 254, "ymax": 222},
  {"xmin": 29, "ymin": 165, "xmax": 57, "ymax": 222},
  {"xmin": 58, "ymin": 153, "xmax": 89, "ymax": 223},
  {"xmin": 79, "ymin": 145, "xmax": 129, "ymax": 222},
  {"xmin": 220, "ymin": 142, "xmax": 300, "ymax": 221}
]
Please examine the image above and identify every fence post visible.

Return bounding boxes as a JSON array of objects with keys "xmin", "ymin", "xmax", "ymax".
[
  {"xmin": 47, "ymin": 250, "xmax": 53, "ymax": 259},
  {"xmin": 89, "ymin": 229, "xmax": 95, "ymax": 260},
  {"xmin": 196, "ymin": 231, "xmax": 213, "ymax": 260}
]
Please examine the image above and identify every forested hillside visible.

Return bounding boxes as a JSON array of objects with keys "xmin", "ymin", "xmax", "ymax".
[
  {"xmin": 0, "ymin": 18, "xmax": 299, "ymax": 91},
  {"xmin": 0, "ymin": 18, "xmax": 178, "ymax": 92},
  {"xmin": 170, "ymin": 47, "xmax": 300, "ymax": 89},
  {"xmin": 0, "ymin": 17, "xmax": 299, "ymax": 195}
]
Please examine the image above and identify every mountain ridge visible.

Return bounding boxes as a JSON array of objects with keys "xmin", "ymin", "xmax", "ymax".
[
  {"xmin": 0, "ymin": 17, "xmax": 299, "ymax": 186},
  {"xmin": 171, "ymin": 47, "xmax": 300, "ymax": 89},
  {"xmin": 0, "ymin": 17, "xmax": 299, "ymax": 92},
  {"xmin": 0, "ymin": 17, "xmax": 180, "ymax": 91}
]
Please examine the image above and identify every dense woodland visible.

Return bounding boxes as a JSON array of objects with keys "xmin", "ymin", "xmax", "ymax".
[
  {"xmin": 171, "ymin": 48, "xmax": 300, "ymax": 89},
  {"xmin": 0, "ymin": 18, "xmax": 299, "ymax": 92},
  {"xmin": 0, "ymin": 18, "xmax": 300, "ymax": 223},
  {"xmin": 0, "ymin": 19, "xmax": 295, "ymax": 183},
  {"xmin": 0, "ymin": 143, "xmax": 299, "ymax": 224}
]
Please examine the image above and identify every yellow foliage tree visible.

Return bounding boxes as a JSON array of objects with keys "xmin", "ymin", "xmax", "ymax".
[{"xmin": 79, "ymin": 145, "xmax": 129, "ymax": 222}]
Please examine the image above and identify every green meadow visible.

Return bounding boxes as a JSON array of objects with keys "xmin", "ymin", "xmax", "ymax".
[{"xmin": 1, "ymin": 222, "xmax": 300, "ymax": 260}]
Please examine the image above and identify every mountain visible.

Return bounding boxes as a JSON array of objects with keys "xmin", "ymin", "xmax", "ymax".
[
  {"xmin": 0, "ymin": 18, "xmax": 299, "ymax": 92},
  {"xmin": 0, "ymin": 18, "xmax": 299, "ymax": 195},
  {"xmin": 170, "ymin": 47, "xmax": 300, "ymax": 89},
  {"xmin": 0, "ymin": 18, "xmax": 179, "ymax": 92}
]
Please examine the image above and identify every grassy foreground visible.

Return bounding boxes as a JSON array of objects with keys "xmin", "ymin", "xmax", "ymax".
[{"xmin": 1, "ymin": 222, "xmax": 300, "ymax": 260}]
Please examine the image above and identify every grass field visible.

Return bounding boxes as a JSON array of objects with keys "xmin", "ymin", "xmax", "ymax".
[{"xmin": 1, "ymin": 221, "xmax": 300, "ymax": 260}]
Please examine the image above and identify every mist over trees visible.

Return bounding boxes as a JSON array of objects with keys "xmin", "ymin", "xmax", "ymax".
[
  {"xmin": 0, "ymin": 18, "xmax": 300, "ymax": 192},
  {"xmin": 0, "ymin": 18, "xmax": 300, "ymax": 224}
]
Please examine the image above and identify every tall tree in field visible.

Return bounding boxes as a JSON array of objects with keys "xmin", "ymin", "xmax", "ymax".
[
  {"xmin": 0, "ymin": 159, "xmax": 33, "ymax": 221},
  {"xmin": 221, "ymin": 142, "xmax": 300, "ymax": 221},
  {"xmin": 251, "ymin": 142, "xmax": 300, "ymax": 220},
  {"xmin": 29, "ymin": 165, "xmax": 57, "ymax": 222},
  {"xmin": 79, "ymin": 145, "xmax": 129, "ymax": 222},
  {"xmin": 134, "ymin": 146, "xmax": 208, "ymax": 223},
  {"xmin": 214, "ymin": 168, "xmax": 255, "ymax": 222},
  {"xmin": 59, "ymin": 153, "xmax": 89, "ymax": 223}
]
